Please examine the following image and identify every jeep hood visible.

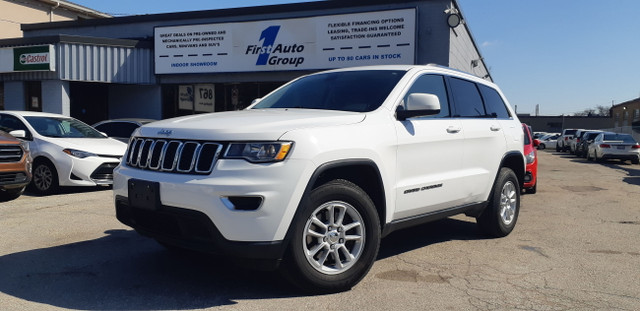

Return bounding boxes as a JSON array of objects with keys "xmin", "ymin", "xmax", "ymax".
[{"xmin": 136, "ymin": 109, "xmax": 366, "ymax": 140}]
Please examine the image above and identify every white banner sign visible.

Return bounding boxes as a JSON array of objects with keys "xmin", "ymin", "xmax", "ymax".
[{"xmin": 154, "ymin": 9, "xmax": 415, "ymax": 74}]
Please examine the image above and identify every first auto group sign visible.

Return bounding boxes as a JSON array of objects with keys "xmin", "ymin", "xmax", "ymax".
[{"xmin": 154, "ymin": 9, "xmax": 416, "ymax": 74}]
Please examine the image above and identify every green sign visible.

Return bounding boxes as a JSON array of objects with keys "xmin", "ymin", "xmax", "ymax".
[{"xmin": 13, "ymin": 46, "xmax": 52, "ymax": 71}]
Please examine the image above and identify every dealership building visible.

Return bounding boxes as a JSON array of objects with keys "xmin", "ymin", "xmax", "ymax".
[{"xmin": 0, "ymin": 0, "xmax": 490, "ymax": 125}]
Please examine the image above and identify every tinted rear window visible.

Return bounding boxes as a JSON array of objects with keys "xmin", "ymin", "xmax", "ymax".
[
  {"xmin": 603, "ymin": 134, "xmax": 637, "ymax": 143},
  {"xmin": 479, "ymin": 84, "xmax": 510, "ymax": 118},
  {"xmin": 583, "ymin": 132, "xmax": 600, "ymax": 140},
  {"xmin": 450, "ymin": 78, "xmax": 485, "ymax": 117}
]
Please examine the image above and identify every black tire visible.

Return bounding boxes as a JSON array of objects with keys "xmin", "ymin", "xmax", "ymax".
[
  {"xmin": 555, "ymin": 144, "xmax": 560, "ymax": 152},
  {"xmin": 633, "ymin": 157, "xmax": 639, "ymax": 165},
  {"xmin": 0, "ymin": 186, "xmax": 26, "ymax": 202},
  {"xmin": 29, "ymin": 160, "xmax": 59, "ymax": 195},
  {"xmin": 476, "ymin": 168, "xmax": 520, "ymax": 237},
  {"xmin": 595, "ymin": 152, "xmax": 603, "ymax": 163},
  {"xmin": 282, "ymin": 179, "xmax": 380, "ymax": 294},
  {"xmin": 539, "ymin": 143, "xmax": 546, "ymax": 150},
  {"xmin": 586, "ymin": 150, "xmax": 592, "ymax": 161}
]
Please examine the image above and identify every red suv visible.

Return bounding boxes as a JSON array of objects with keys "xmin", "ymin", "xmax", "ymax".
[
  {"xmin": 0, "ymin": 130, "xmax": 32, "ymax": 201},
  {"xmin": 522, "ymin": 124, "xmax": 538, "ymax": 194}
]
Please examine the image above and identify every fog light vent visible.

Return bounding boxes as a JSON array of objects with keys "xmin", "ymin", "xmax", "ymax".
[{"xmin": 221, "ymin": 196, "xmax": 263, "ymax": 211}]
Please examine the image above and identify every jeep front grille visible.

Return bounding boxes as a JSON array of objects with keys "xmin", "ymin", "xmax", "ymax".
[
  {"xmin": 126, "ymin": 138, "xmax": 223, "ymax": 175},
  {"xmin": 0, "ymin": 145, "xmax": 23, "ymax": 163}
]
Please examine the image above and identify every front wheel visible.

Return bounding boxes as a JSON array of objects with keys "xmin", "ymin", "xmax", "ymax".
[
  {"xmin": 282, "ymin": 179, "xmax": 380, "ymax": 294},
  {"xmin": 30, "ymin": 161, "xmax": 59, "ymax": 195},
  {"xmin": 477, "ymin": 168, "xmax": 520, "ymax": 237}
]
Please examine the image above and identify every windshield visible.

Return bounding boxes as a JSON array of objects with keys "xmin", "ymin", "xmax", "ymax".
[
  {"xmin": 251, "ymin": 70, "xmax": 406, "ymax": 112},
  {"xmin": 25, "ymin": 116, "xmax": 105, "ymax": 138}
]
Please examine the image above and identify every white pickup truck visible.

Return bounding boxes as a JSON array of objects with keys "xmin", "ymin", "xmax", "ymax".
[{"xmin": 114, "ymin": 64, "xmax": 525, "ymax": 293}]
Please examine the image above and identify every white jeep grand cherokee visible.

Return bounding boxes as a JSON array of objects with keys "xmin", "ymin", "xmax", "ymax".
[{"xmin": 114, "ymin": 65, "xmax": 525, "ymax": 293}]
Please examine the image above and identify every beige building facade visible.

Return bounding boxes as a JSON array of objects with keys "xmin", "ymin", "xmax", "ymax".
[{"xmin": 0, "ymin": 0, "xmax": 109, "ymax": 39}]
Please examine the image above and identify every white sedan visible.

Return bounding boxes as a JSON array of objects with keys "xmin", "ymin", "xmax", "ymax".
[
  {"xmin": 0, "ymin": 111, "xmax": 127, "ymax": 194},
  {"xmin": 537, "ymin": 133, "xmax": 560, "ymax": 150},
  {"xmin": 587, "ymin": 132, "xmax": 640, "ymax": 164}
]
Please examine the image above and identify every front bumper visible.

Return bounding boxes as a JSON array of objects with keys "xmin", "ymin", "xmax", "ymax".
[
  {"xmin": 115, "ymin": 195, "xmax": 286, "ymax": 265},
  {"xmin": 113, "ymin": 158, "xmax": 311, "ymax": 242},
  {"xmin": 0, "ymin": 171, "xmax": 31, "ymax": 190},
  {"xmin": 58, "ymin": 155, "xmax": 121, "ymax": 187}
]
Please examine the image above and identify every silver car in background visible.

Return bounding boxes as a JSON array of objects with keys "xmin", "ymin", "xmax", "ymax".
[{"xmin": 586, "ymin": 133, "xmax": 640, "ymax": 164}]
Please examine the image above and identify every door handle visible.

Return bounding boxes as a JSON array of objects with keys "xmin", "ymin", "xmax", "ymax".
[
  {"xmin": 490, "ymin": 125, "xmax": 501, "ymax": 131},
  {"xmin": 447, "ymin": 126, "xmax": 461, "ymax": 133}
]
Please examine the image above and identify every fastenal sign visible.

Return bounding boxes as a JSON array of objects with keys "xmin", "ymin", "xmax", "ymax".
[
  {"xmin": 0, "ymin": 45, "xmax": 55, "ymax": 73},
  {"xmin": 154, "ymin": 9, "xmax": 415, "ymax": 74}
]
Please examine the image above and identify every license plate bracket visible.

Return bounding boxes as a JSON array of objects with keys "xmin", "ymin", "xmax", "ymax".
[{"xmin": 128, "ymin": 179, "xmax": 160, "ymax": 210}]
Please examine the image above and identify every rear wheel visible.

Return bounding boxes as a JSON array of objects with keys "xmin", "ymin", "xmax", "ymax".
[
  {"xmin": 539, "ymin": 143, "xmax": 546, "ymax": 150},
  {"xmin": 477, "ymin": 168, "xmax": 520, "ymax": 237},
  {"xmin": 595, "ymin": 152, "xmax": 603, "ymax": 163},
  {"xmin": 282, "ymin": 179, "xmax": 380, "ymax": 294}
]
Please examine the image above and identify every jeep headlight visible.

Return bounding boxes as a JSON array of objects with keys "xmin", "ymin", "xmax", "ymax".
[
  {"xmin": 63, "ymin": 148, "xmax": 97, "ymax": 159},
  {"xmin": 225, "ymin": 142, "xmax": 293, "ymax": 163}
]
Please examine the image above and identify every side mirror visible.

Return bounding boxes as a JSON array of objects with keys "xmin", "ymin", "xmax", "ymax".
[
  {"xmin": 9, "ymin": 130, "xmax": 26, "ymax": 138},
  {"xmin": 396, "ymin": 93, "xmax": 441, "ymax": 121}
]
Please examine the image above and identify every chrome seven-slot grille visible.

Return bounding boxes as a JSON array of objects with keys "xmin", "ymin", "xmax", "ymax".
[
  {"xmin": 0, "ymin": 145, "xmax": 23, "ymax": 163},
  {"xmin": 126, "ymin": 137, "xmax": 223, "ymax": 175}
]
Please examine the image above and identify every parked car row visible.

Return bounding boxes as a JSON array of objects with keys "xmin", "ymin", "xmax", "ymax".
[
  {"xmin": 556, "ymin": 128, "xmax": 640, "ymax": 164},
  {"xmin": 0, "ymin": 112, "xmax": 155, "ymax": 201}
]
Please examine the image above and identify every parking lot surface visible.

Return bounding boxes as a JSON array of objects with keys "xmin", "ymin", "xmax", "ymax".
[{"xmin": 1, "ymin": 151, "xmax": 639, "ymax": 310}]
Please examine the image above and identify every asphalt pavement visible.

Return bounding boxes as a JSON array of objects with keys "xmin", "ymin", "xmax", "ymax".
[{"xmin": 1, "ymin": 150, "xmax": 639, "ymax": 310}]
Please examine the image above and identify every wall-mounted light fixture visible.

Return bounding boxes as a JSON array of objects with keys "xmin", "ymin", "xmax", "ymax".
[
  {"xmin": 471, "ymin": 58, "xmax": 483, "ymax": 68},
  {"xmin": 445, "ymin": 7, "xmax": 462, "ymax": 28}
]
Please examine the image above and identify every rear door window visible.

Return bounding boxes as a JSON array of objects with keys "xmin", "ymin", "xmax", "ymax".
[
  {"xmin": 449, "ymin": 78, "xmax": 485, "ymax": 118},
  {"xmin": 479, "ymin": 84, "xmax": 510, "ymax": 118}
]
